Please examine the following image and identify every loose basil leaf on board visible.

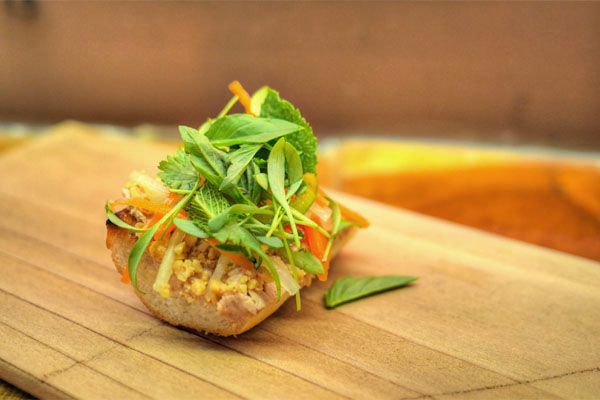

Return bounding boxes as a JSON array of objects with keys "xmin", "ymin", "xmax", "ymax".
[
  {"xmin": 205, "ymin": 114, "xmax": 303, "ymax": 147},
  {"xmin": 324, "ymin": 276, "xmax": 418, "ymax": 309}
]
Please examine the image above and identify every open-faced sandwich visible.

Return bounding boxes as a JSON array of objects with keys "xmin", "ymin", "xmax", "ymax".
[{"xmin": 105, "ymin": 82, "xmax": 369, "ymax": 336}]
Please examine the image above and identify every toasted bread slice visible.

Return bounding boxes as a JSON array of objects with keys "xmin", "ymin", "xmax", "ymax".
[{"xmin": 106, "ymin": 213, "xmax": 357, "ymax": 336}]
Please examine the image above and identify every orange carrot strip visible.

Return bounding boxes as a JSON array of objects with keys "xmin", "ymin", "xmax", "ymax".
[
  {"xmin": 304, "ymin": 215, "xmax": 330, "ymax": 281},
  {"xmin": 338, "ymin": 203, "xmax": 370, "ymax": 228},
  {"xmin": 228, "ymin": 81, "xmax": 256, "ymax": 116},
  {"xmin": 121, "ymin": 265, "xmax": 131, "ymax": 284},
  {"xmin": 112, "ymin": 198, "xmax": 171, "ymax": 214},
  {"xmin": 207, "ymin": 238, "xmax": 255, "ymax": 271}
]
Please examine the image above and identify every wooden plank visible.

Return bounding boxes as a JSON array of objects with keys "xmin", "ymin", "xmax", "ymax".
[
  {"xmin": 0, "ymin": 254, "xmax": 349, "ymax": 399},
  {"xmin": 0, "ymin": 292, "xmax": 239, "ymax": 400},
  {"xmin": 530, "ymin": 370, "xmax": 600, "ymax": 399},
  {"xmin": 0, "ymin": 129, "xmax": 598, "ymax": 398},
  {"xmin": 436, "ymin": 384, "xmax": 564, "ymax": 400},
  {"xmin": 0, "ymin": 201, "xmax": 518, "ymax": 396}
]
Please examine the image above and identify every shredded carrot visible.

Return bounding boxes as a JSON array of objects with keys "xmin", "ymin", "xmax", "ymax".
[
  {"xmin": 112, "ymin": 198, "xmax": 171, "ymax": 214},
  {"xmin": 303, "ymin": 215, "xmax": 331, "ymax": 281},
  {"xmin": 206, "ymin": 238, "xmax": 255, "ymax": 271},
  {"xmin": 228, "ymin": 81, "xmax": 256, "ymax": 116},
  {"xmin": 121, "ymin": 265, "xmax": 131, "ymax": 284},
  {"xmin": 338, "ymin": 203, "xmax": 370, "ymax": 228}
]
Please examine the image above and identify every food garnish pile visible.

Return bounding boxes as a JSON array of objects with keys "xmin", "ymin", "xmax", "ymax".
[{"xmin": 106, "ymin": 82, "xmax": 414, "ymax": 335}]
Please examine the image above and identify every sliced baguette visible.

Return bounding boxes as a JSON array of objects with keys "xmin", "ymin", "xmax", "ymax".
[{"xmin": 106, "ymin": 215, "xmax": 357, "ymax": 336}]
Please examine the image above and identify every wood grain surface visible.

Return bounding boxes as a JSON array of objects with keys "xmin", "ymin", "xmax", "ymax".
[{"xmin": 0, "ymin": 123, "xmax": 599, "ymax": 399}]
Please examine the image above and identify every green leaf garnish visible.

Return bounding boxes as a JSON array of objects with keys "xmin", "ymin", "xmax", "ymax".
[
  {"xmin": 257, "ymin": 235, "xmax": 284, "ymax": 248},
  {"xmin": 205, "ymin": 114, "xmax": 303, "ymax": 147},
  {"xmin": 173, "ymin": 218, "xmax": 209, "ymax": 238},
  {"xmin": 285, "ymin": 249, "xmax": 324, "ymax": 275},
  {"xmin": 105, "ymin": 202, "xmax": 149, "ymax": 233},
  {"xmin": 268, "ymin": 138, "xmax": 301, "ymax": 247},
  {"xmin": 157, "ymin": 149, "xmax": 199, "ymax": 190},
  {"xmin": 220, "ymin": 144, "xmax": 262, "ymax": 191},
  {"xmin": 185, "ymin": 183, "xmax": 231, "ymax": 230},
  {"xmin": 259, "ymin": 88, "xmax": 318, "ymax": 173},
  {"xmin": 324, "ymin": 276, "xmax": 418, "ymax": 309}
]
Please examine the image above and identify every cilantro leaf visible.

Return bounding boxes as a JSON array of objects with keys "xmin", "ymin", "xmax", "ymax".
[
  {"xmin": 157, "ymin": 149, "xmax": 199, "ymax": 190},
  {"xmin": 259, "ymin": 88, "xmax": 318, "ymax": 173}
]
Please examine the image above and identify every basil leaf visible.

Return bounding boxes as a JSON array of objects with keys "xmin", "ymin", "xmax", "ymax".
[
  {"xmin": 325, "ymin": 276, "xmax": 418, "ymax": 309},
  {"xmin": 205, "ymin": 114, "xmax": 303, "ymax": 147},
  {"xmin": 157, "ymin": 149, "xmax": 199, "ymax": 190},
  {"xmin": 286, "ymin": 249, "xmax": 324, "ymax": 274},
  {"xmin": 105, "ymin": 202, "xmax": 149, "ymax": 233},
  {"xmin": 173, "ymin": 218, "xmax": 209, "ymax": 238},
  {"xmin": 257, "ymin": 235, "xmax": 284, "ymax": 248},
  {"xmin": 220, "ymin": 144, "xmax": 262, "ymax": 191}
]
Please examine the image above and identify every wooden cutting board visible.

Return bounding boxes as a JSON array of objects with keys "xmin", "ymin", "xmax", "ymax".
[{"xmin": 0, "ymin": 123, "xmax": 599, "ymax": 399}]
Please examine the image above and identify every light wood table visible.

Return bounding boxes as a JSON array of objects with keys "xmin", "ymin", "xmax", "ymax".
[{"xmin": 0, "ymin": 123, "xmax": 599, "ymax": 399}]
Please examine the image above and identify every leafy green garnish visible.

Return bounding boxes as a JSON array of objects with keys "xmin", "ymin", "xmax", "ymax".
[
  {"xmin": 157, "ymin": 149, "xmax": 199, "ymax": 190},
  {"xmin": 105, "ymin": 202, "xmax": 149, "ymax": 233},
  {"xmin": 180, "ymin": 126, "xmax": 228, "ymax": 188},
  {"xmin": 220, "ymin": 144, "xmax": 262, "ymax": 191},
  {"xmin": 324, "ymin": 276, "xmax": 418, "ymax": 309},
  {"xmin": 286, "ymin": 249, "xmax": 324, "ymax": 275},
  {"xmin": 127, "ymin": 186, "xmax": 199, "ymax": 291},
  {"xmin": 213, "ymin": 221, "xmax": 281, "ymax": 300},
  {"xmin": 109, "ymin": 83, "xmax": 371, "ymax": 306},
  {"xmin": 259, "ymin": 88, "xmax": 318, "ymax": 173},
  {"xmin": 173, "ymin": 218, "xmax": 209, "ymax": 238},
  {"xmin": 268, "ymin": 138, "xmax": 301, "ymax": 247},
  {"xmin": 205, "ymin": 114, "xmax": 303, "ymax": 147},
  {"xmin": 185, "ymin": 183, "xmax": 231, "ymax": 230}
]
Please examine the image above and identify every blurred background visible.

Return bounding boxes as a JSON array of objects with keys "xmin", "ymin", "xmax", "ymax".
[{"xmin": 1, "ymin": 0, "xmax": 600, "ymax": 261}]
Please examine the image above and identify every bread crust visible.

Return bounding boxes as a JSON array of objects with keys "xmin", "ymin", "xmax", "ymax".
[{"xmin": 106, "ymin": 215, "xmax": 357, "ymax": 336}]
